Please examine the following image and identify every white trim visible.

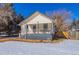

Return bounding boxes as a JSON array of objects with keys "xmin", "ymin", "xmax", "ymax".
[{"xmin": 19, "ymin": 11, "xmax": 53, "ymax": 25}]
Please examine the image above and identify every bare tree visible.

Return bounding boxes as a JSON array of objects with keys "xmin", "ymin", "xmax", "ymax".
[
  {"xmin": 46, "ymin": 9, "xmax": 72, "ymax": 39},
  {"xmin": 0, "ymin": 3, "xmax": 23, "ymax": 36},
  {"xmin": 15, "ymin": 14, "xmax": 24, "ymax": 24}
]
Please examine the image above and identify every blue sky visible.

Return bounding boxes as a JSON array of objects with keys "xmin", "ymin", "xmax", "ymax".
[{"xmin": 13, "ymin": 3, "xmax": 79, "ymax": 19}]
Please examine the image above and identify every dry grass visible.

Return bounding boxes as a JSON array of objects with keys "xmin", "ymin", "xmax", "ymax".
[
  {"xmin": 0, "ymin": 38, "xmax": 64, "ymax": 43},
  {"xmin": 50, "ymin": 39, "xmax": 64, "ymax": 43}
]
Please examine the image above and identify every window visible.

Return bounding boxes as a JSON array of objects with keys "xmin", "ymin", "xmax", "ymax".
[
  {"xmin": 25, "ymin": 25, "xmax": 28, "ymax": 29},
  {"xmin": 43, "ymin": 24, "xmax": 48, "ymax": 30},
  {"xmin": 26, "ymin": 25, "xmax": 28, "ymax": 32},
  {"xmin": 33, "ymin": 25, "xmax": 36, "ymax": 30},
  {"xmin": 26, "ymin": 25, "xmax": 28, "ymax": 29},
  {"xmin": 33, "ymin": 25, "xmax": 36, "ymax": 32}
]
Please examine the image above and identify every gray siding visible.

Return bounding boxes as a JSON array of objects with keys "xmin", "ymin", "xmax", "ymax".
[{"xmin": 20, "ymin": 34, "xmax": 52, "ymax": 40}]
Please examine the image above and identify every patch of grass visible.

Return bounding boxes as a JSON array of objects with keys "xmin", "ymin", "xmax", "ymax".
[{"xmin": 50, "ymin": 38, "xmax": 65, "ymax": 43}]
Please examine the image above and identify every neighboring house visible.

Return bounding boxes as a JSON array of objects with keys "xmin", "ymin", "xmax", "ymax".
[
  {"xmin": 70, "ymin": 21, "xmax": 79, "ymax": 40},
  {"xmin": 19, "ymin": 11, "xmax": 55, "ymax": 40}
]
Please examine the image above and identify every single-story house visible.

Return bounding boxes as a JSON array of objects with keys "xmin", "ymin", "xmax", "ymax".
[
  {"xmin": 19, "ymin": 11, "xmax": 55, "ymax": 40},
  {"xmin": 71, "ymin": 24, "xmax": 79, "ymax": 40}
]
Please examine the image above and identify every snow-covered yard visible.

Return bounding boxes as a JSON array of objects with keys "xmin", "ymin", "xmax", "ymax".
[{"xmin": 0, "ymin": 40, "xmax": 79, "ymax": 55}]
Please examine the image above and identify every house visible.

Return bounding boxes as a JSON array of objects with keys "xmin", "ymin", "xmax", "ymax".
[
  {"xmin": 70, "ymin": 20, "xmax": 79, "ymax": 40},
  {"xmin": 19, "ymin": 11, "xmax": 55, "ymax": 40}
]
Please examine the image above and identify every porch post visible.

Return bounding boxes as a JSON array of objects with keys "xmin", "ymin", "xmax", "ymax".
[
  {"xmin": 51, "ymin": 21, "xmax": 55, "ymax": 40},
  {"xmin": 51, "ymin": 21, "xmax": 54, "ymax": 34},
  {"xmin": 37, "ymin": 22, "xmax": 39, "ymax": 34},
  {"xmin": 26, "ymin": 24, "xmax": 28, "ymax": 39}
]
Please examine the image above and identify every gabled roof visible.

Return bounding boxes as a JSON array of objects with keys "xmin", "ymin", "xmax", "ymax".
[{"xmin": 19, "ymin": 11, "xmax": 53, "ymax": 25}]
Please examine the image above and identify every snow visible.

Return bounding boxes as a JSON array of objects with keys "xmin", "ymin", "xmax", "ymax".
[{"xmin": 0, "ymin": 40, "xmax": 79, "ymax": 55}]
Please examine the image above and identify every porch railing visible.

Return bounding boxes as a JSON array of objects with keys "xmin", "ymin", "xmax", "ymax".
[{"xmin": 29, "ymin": 29, "xmax": 52, "ymax": 34}]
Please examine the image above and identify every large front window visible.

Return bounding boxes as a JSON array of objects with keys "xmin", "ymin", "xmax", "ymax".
[{"xmin": 43, "ymin": 24, "xmax": 48, "ymax": 31}]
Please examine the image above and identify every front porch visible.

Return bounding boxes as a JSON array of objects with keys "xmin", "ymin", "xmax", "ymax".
[
  {"xmin": 20, "ymin": 23, "xmax": 54, "ymax": 39},
  {"xmin": 26, "ymin": 23, "xmax": 53, "ymax": 34}
]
